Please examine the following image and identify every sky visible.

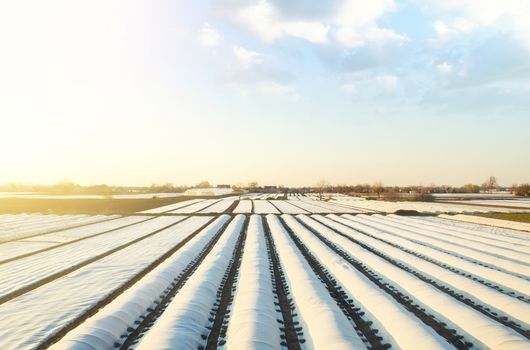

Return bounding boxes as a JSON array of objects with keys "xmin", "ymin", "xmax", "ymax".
[{"xmin": 0, "ymin": 0, "xmax": 529, "ymax": 187}]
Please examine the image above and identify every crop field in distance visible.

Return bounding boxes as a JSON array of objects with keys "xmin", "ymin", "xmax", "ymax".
[{"xmin": 1, "ymin": 194, "xmax": 529, "ymax": 349}]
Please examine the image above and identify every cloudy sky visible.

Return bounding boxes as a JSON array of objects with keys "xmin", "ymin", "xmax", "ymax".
[{"xmin": 1, "ymin": 0, "xmax": 529, "ymax": 186}]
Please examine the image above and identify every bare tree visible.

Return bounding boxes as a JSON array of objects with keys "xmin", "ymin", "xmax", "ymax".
[
  {"xmin": 463, "ymin": 183, "xmax": 480, "ymax": 193},
  {"xmin": 372, "ymin": 181, "xmax": 383, "ymax": 199},
  {"xmin": 196, "ymin": 181, "xmax": 212, "ymax": 189},
  {"xmin": 481, "ymin": 176, "xmax": 498, "ymax": 193},
  {"xmin": 512, "ymin": 183, "xmax": 530, "ymax": 197},
  {"xmin": 248, "ymin": 181, "xmax": 258, "ymax": 192},
  {"xmin": 315, "ymin": 178, "xmax": 328, "ymax": 200}
]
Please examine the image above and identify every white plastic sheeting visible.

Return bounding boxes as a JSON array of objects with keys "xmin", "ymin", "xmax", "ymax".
[
  {"xmin": 169, "ymin": 199, "xmax": 221, "ymax": 214},
  {"xmin": 271, "ymin": 200, "xmax": 308, "ymax": 214},
  {"xmin": 232, "ymin": 200, "xmax": 252, "ymax": 214},
  {"xmin": 200, "ymin": 198, "xmax": 237, "ymax": 213},
  {"xmin": 253, "ymin": 201, "xmax": 279, "ymax": 214},
  {"xmin": 416, "ymin": 216, "xmax": 530, "ymax": 247},
  {"xmin": 0, "ymin": 214, "xmax": 115, "ymax": 242},
  {"xmin": 0, "ymin": 216, "xmax": 185, "ymax": 299},
  {"xmin": 285, "ymin": 215, "xmax": 450, "ymax": 350},
  {"xmin": 340, "ymin": 215, "xmax": 530, "ymax": 301},
  {"xmin": 0, "ymin": 216, "xmax": 147, "ymax": 262},
  {"xmin": 386, "ymin": 215, "xmax": 530, "ymax": 255},
  {"xmin": 136, "ymin": 215, "xmax": 246, "ymax": 350},
  {"xmin": 0, "ymin": 216, "xmax": 213, "ymax": 350},
  {"xmin": 50, "ymin": 215, "xmax": 230, "ymax": 350},
  {"xmin": 267, "ymin": 215, "xmax": 366, "ymax": 350},
  {"xmin": 225, "ymin": 215, "xmax": 281, "ymax": 350},
  {"xmin": 355, "ymin": 215, "xmax": 530, "ymax": 278},
  {"xmin": 140, "ymin": 199, "xmax": 205, "ymax": 214},
  {"xmin": 367, "ymin": 215, "xmax": 530, "ymax": 265},
  {"xmin": 439, "ymin": 214, "xmax": 530, "ymax": 233},
  {"xmin": 301, "ymin": 215, "xmax": 530, "ymax": 349},
  {"xmin": 322, "ymin": 214, "xmax": 530, "ymax": 327}
]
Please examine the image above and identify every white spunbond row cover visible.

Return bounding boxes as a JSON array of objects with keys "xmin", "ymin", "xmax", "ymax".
[
  {"xmin": 50, "ymin": 215, "xmax": 230, "ymax": 350},
  {"xmin": 170, "ymin": 199, "xmax": 220, "ymax": 214},
  {"xmin": 253, "ymin": 200, "xmax": 279, "ymax": 214},
  {"xmin": 440, "ymin": 214, "xmax": 530, "ymax": 233},
  {"xmin": 0, "ymin": 214, "xmax": 85, "ymax": 232},
  {"xmin": 20, "ymin": 216, "xmax": 145, "ymax": 244},
  {"xmin": 287, "ymin": 215, "xmax": 450, "ymax": 350},
  {"xmin": 266, "ymin": 215, "xmax": 367, "ymax": 350},
  {"xmin": 286, "ymin": 200, "xmax": 336, "ymax": 213},
  {"xmin": 136, "ymin": 215, "xmax": 246, "ymax": 350},
  {"xmin": 0, "ymin": 215, "xmax": 113, "ymax": 241},
  {"xmin": 0, "ymin": 216, "xmax": 146, "ymax": 262},
  {"xmin": 415, "ymin": 216, "xmax": 530, "ymax": 247},
  {"xmin": 303, "ymin": 215, "xmax": 530, "ymax": 349},
  {"xmin": 309, "ymin": 200, "xmax": 364, "ymax": 214},
  {"xmin": 0, "ymin": 216, "xmax": 213, "ymax": 350},
  {"xmin": 368, "ymin": 215, "xmax": 530, "ymax": 265},
  {"xmin": 357, "ymin": 214, "xmax": 530, "ymax": 278},
  {"xmin": 0, "ymin": 216, "xmax": 185, "ymax": 299},
  {"xmin": 340, "ymin": 215, "xmax": 530, "ymax": 301},
  {"xmin": 271, "ymin": 200, "xmax": 308, "ymax": 214},
  {"xmin": 323, "ymin": 215, "xmax": 530, "ymax": 328},
  {"xmin": 355, "ymin": 215, "xmax": 530, "ymax": 279},
  {"xmin": 140, "ymin": 199, "xmax": 205, "ymax": 214},
  {"xmin": 225, "ymin": 215, "xmax": 281, "ymax": 350},
  {"xmin": 200, "ymin": 198, "xmax": 237, "ymax": 213},
  {"xmin": 386, "ymin": 215, "xmax": 530, "ymax": 255},
  {"xmin": 232, "ymin": 200, "xmax": 252, "ymax": 213},
  {"xmin": 183, "ymin": 188, "xmax": 234, "ymax": 196},
  {"xmin": 330, "ymin": 199, "xmax": 524, "ymax": 214}
]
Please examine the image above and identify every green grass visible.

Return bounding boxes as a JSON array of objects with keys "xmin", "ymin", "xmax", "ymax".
[
  {"xmin": 0, "ymin": 196, "xmax": 226, "ymax": 215},
  {"xmin": 475, "ymin": 213, "xmax": 530, "ymax": 224}
]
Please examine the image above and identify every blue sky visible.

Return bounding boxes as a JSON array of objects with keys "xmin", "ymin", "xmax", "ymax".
[{"xmin": 0, "ymin": 0, "xmax": 529, "ymax": 186}]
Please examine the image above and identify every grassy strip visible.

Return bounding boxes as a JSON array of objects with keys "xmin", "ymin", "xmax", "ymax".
[
  {"xmin": 474, "ymin": 213, "xmax": 530, "ymax": 224},
  {"xmin": 0, "ymin": 195, "xmax": 233, "ymax": 215}
]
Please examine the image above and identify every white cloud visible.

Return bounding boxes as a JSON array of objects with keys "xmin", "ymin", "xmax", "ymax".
[
  {"xmin": 341, "ymin": 83, "xmax": 356, "ymax": 94},
  {"xmin": 199, "ymin": 23, "xmax": 221, "ymax": 47},
  {"xmin": 376, "ymin": 74, "xmax": 398, "ymax": 91},
  {"xmin": 238, "ymin": 1, "xmax": 329, "ymax": 44},
  {"xmin": 432, "ymin": 18, "xmax": 475, "ymax": 43},
  {"xmin": 437, "ymin": 61, "xmax": 453, "ymax": 73},
  {"xmin": 425, "ymin": 1, "xmax": 530, "ymax": 48},
  {"xmin": 234, "ymin": 0, "xmax": 404, "ymax": 48},
  {"xmin": 233, "ymin": 46, "xmax": 263, "ymax": 68},
  {"xmin": 334, "ymin": 0, "xmax": 405, "ymax": 47}
]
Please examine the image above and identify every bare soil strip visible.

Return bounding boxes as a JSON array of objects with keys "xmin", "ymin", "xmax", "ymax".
[
  {"xmin": 0, "ymin": 217, "xmax": 189, "ymax": 306},
  {"xmin": 38, "ymin": 216, "xmax": 217, "ymax": 349},
  {"xmin": 0, "ymin": 215, "xmax": 121, "ymax": 245},
  {"xmin": 204, "ymin": 216, "xmax": 248, "ymax": 349},
  {"xmin": 262, "ymin": 216, "xmax": 302, "ymax": 350},
  {"xmin": 0, "ymin": 217, "xmax": 156, "ymax": 265},
  {"xmin": 278, "ymin": 217, "xmax": 391, "ymax": 350},
  {"xmin": 224, "ymin": 200, "xmax": 240, "ymax": 214},
  {"xmin": 329, "ymin": 216, "xmax": 530, "ymax": 302},
  {"xmin": 117, "ymin": 216, "xmax": 233, "ymax": 349},
  {"xmin": 295, "ymin": 217, "xmax": 473, "ymax": 349},
  {"xmin": 158, "ymin": 199, "xmax": 207, "ymax": 214},
  {"xmin": 319, "ymin": 217, "xmax": 530, "ymax": 339}
]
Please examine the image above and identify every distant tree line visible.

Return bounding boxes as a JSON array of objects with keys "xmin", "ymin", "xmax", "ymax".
[
  {"xmin": 0, "ymin": 181, "xmax": 189, "ymax": 195},
  {"xmin": 2, "ymin": 176, "xmax": 528, "ymax": 198}
]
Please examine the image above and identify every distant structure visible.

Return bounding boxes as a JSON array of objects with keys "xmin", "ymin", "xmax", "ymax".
[
  {"xmin": 216, "ymin": 184, "xmax": 231, "ymax": 189},
  {"xmin": 263, "ymin": 185, "xmax": 278, "ymax": 193}
]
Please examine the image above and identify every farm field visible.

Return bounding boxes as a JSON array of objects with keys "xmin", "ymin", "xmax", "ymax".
[
  {"xmin": 0, "ymin": 196, "xmax": 228, "ymax": 215},
  {"xmin": 330, "ymin": 197, "xmax": 530, "ymax": 214},
  {"xmin": 1, "ymin": 206, "xmax": 529, "ymax": 349},
  {"xmin": 446, "ymin": 199, "xmax": 530, "ymax": 210}
]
